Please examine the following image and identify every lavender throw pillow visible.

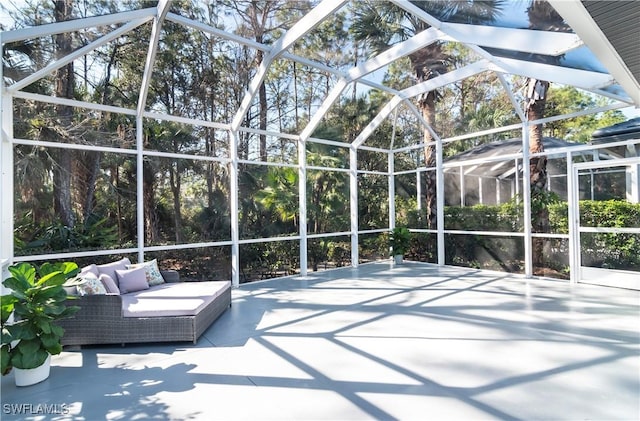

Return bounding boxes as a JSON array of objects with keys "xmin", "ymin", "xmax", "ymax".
[
  {"xmin": 99, "ymin": 273, "xmax": 120, "ymax": 294},
  {"xmin": 116, "ymin": 267, "xmax": 149, "ymax": 294}
]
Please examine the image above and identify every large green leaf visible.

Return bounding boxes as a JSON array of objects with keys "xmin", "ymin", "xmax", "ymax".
[
  {"xmin": 1, "ymin": 294, "xmax": 17, "ymax": 324},
  {"xmin": 41, "ymin": 333, "xmax": 63, "ymax": 355},
  {"xmin": 33, "ymin": 284, "xmax": 66, "ymax": 301},
  {"xmin": 35, "ymin": 270, "xmax": 65, "ymax": 287},
  {"xmin": 7, "ymin": 262, "xmax": 36, "ymax": 289},
  {"xmin": 7, "ymin": 322, "xmax": 37, "ymax": 341},
  {"xmin": 12, "ymin": 340, "xmax": 49, "ymax": 369},
  {"xmin": 2, "ymin": 277, "xmax": 29, "ymax": 299}
]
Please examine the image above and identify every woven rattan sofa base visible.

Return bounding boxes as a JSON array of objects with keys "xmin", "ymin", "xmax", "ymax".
[{"xmin": 58, "ymin": 281, "xmax": 231, "ymax": 346}]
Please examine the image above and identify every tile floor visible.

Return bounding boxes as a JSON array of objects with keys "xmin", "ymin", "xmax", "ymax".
[{"xmin": 2, "ymin": 261, "xmax": 639, "ymax": 420}]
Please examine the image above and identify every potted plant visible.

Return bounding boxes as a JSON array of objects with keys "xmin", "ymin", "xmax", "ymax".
[
  {"xmin": 389, "ymin": 226, "xmax": 411, "ymax": 264},
  {"xmin": 1, "ymin": 261, "xmax": 80, "ymax": 386}
]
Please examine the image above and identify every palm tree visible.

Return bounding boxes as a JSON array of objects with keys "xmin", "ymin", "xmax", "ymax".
[
  {"xmin": 352, "ymin": 0, "xmax": 505, "ymax": 229},
  {"xmin": 524, "ymin": 0, "xmax": 571, "ymax": 269}
]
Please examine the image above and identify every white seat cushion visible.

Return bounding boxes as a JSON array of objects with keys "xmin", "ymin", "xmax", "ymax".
[{"xmin": 121, "ymin": 281, "xmax": 230, "ymax": 318}]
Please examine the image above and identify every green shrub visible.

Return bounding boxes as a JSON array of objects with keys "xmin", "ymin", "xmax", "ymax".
[{"xmin": 410, "ymin": 199, "xmax": 640, "ymax": 273}]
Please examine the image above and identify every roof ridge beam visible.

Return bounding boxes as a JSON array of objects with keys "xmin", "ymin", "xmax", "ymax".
[
  {"xmin": 231, "ymin": 0, "xmax": 347, "ymax": 131},
  {"xmin": 1, "ymin": 8, "xmax": 156, "ymax": 44}
]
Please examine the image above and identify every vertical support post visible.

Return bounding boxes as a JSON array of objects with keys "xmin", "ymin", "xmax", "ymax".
[
  {"xmin": 521, "ymin": 124, "xmax": 533, "ymax": 277},
  {"xmin": 514, "ymin": 159, "xmax": 520, "ymax": 201},
  {"xmin": 436, "ymin": 137, "xmax": 445, "ymax": 266},
  {"xmin": 566, "ymin": 151, "xmax": 579, "ymax": 284},
  {"xmin": 299, "ymin": 136, "xmax": 308, "ymax": 276},
  {"xmin": 350, "ymin": 146, "xmax": 359, "ymax": 267},
  {"xmin": 459, "ymin": 166, "xmax": 465, "ymax": 206},
  {"xmin": 626, "ymin": 163, "xmax": 639, "ymax": 203},
  {"xmin": 478, "ymin": 177, "xmax": 483, "ymax": 204},
  {"xmin": 496, "ymin": 179, "xmax": 501, "ymax": 204},
  {"xmin": 229, "ymin": 131, "xmax": 240, "ymax": 287},
  {"xmin": 1, "ymin": 88, "xmax": 14, "ymax": 266},
  {"xmin": 136, "ymin": 116, "xmax": 145, "ymax": 263},
  {"xmin": 416, "ymin": 170, "xmax": 422, "ymax": 210},
  {"xmin": 388, "ymin": 151, "xmax": 395, "ymax": 229}
]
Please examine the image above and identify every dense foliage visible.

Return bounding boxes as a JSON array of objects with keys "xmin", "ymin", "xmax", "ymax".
[{"xmin": 399, "ymin": 200, "xmax": 640, "ymax": 275}]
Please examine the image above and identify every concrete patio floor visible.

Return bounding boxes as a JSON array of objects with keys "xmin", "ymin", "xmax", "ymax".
[{"xmin": 2, "ymin": 261, "xmax": 639, "ymax": 420}]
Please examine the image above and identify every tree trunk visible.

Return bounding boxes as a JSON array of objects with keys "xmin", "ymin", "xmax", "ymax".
[
  {"xmin": 143, "ymin": 131, "xmax": 159, "ymax": 244},
  {"xmin": 74, "ymin": 151, "xmax": 101, "ymax": 224},
  {"xmin": 170, "ymin": 162, "xmax": 183, "ymax": 244},
  {"xmin": 526, "ymin": 78, "xmax": 550, "ymax": 269},
  {"xmin": 409, "ymin": 45, "xmax": 446, "ymax": 231},
  {"xmin": 53, "ymin": 0, "xmax": 75, "ymax": 228},
  {"xmin": 420, "ymin": 93, "xmax": 437, "ymax": 230}
]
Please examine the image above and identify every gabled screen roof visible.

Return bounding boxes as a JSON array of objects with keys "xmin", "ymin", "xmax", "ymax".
[{"xmin": 1, "ymin": 0, "xmax": 638, "ymax": 149}]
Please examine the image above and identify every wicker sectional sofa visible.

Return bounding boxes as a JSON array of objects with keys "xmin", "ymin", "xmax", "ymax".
[{"xmin": 58, "ymin": 260, "xmax": 232, "ymax": 346}]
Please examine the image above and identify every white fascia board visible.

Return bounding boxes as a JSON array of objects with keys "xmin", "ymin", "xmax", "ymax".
[
  {"xmin": 488, "ymin": 57, "xmax": 615, "ymax": 92},
  {"xmin": 347, "ymin": 27, "xmax": 440, "ymax": 81},
  {"xmin": 353, "ymin": 96, "xmax": 403, "ymax": 148},
  {"xmin": 441, "ymin": 23, "xmax": 582, "ymax": 56},
  {"xmin": 8, "ymin": 18, "xmax": 148, "ymax": 93},
  {"xmin": 549, "ymin": 0, "xmax": 640, "ymax": 106},
  {"xmin": 137, "ymin": 0, "xmax": 171, "ymax": 117},
  {"xmin": 166, "ymin": 13, "xmax": 269, "ymax": 52},
  {"xmin": 399, "ymin": 60, "xmax": 490, "ymax": 100},
  {"xmin": 300, "ymin": 78, "xmax": 349, "ymax": 140},
  {"xmin": 1, "ymin": 8, "xmax": 155, "ymax": 44}
]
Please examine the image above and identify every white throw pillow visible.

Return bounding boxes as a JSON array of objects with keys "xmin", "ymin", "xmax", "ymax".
[{"xmin": 76, "ymin": 273, "xmax": 107, "ymax": 296}]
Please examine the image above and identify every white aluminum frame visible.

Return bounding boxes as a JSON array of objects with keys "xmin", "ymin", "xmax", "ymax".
[{"xmin": 1, "ymin": 1, "xmax": 638, "ymax": 288}]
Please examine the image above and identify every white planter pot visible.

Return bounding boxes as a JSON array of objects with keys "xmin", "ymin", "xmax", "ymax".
[
  {"xmin": 393, "ymin": 255, "xmax": 403, "ymax": 265},
  {"xmin": 14, "ymin": 354, "xmax": 51, "ymax": 387}
]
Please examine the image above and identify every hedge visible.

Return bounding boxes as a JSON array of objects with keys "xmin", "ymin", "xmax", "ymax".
[{"xmin": 406, "ymin": 199, "xmax": 640, "ymax": 275}]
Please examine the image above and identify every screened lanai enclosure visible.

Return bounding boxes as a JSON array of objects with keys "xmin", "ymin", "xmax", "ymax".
[{"xmin": 1, "ymin": 0, "xmax": 639, "ymax": 288}]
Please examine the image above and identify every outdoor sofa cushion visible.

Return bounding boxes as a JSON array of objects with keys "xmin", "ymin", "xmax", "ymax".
[{"xmin": 121, "ymin": 281, "xmax": 230, "ymax": 318}]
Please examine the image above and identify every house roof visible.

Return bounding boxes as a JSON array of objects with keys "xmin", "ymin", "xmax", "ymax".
[{"xmin": 443, "ymin": 137, "xmax": 583, "ymax": 178}]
